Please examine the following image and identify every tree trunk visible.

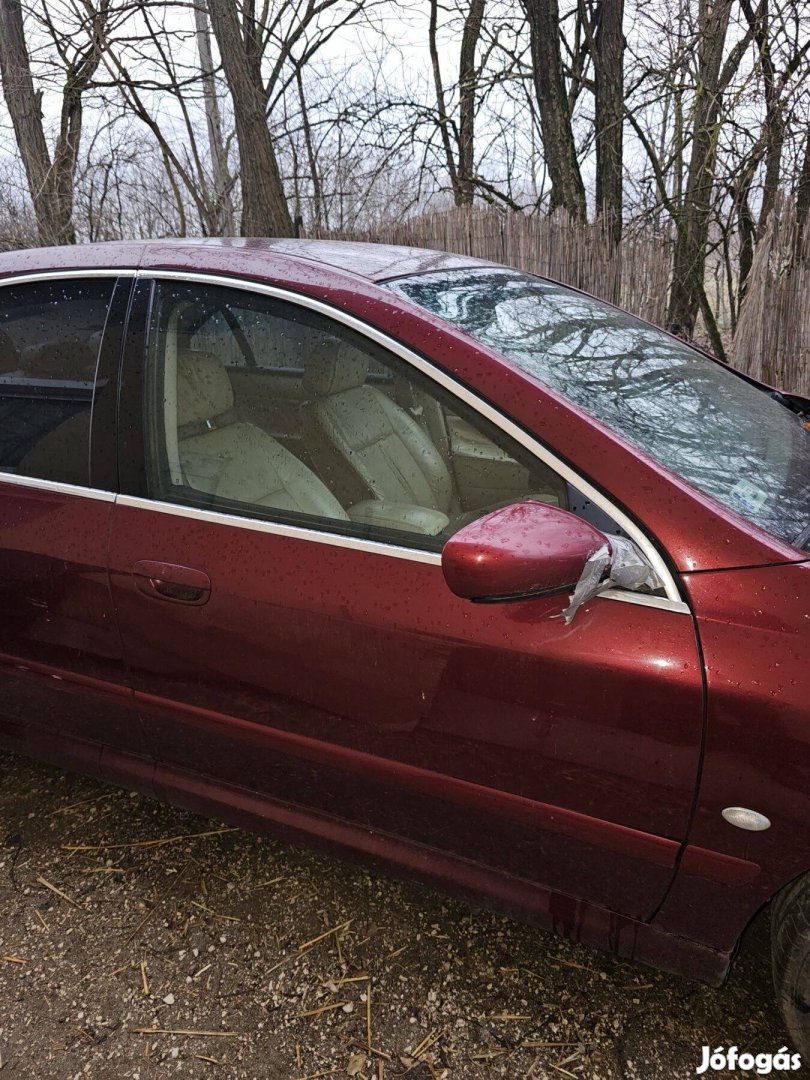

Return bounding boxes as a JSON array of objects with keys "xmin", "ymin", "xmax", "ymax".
[
  {"xmin": 796, "ymin": 130, "xmax": 810, "ymax": 260},
  {"xmin": 760, "ymin": 105, "xmax": 784, "ymax": 234},
  {"xmin": 736, "ymin": 177, "xmax": 756, "ymax": 306},
  {"xmin": 195, "ymin": 1, "xmax": 236, "ymax": 235},
  {"xmin": 593, "ymin": 0, "xmax": 624, "ymax": 246},
  {"xmin": 739, "ymin": 0, "xmax": 782, "ymax": 234},
  {"xmin": 666, "ymin": 0, "xmax": 733, "ymax": 338},
  {"xmin": 0, "ymin": 0, "xmax": 74, "ymax": 244},
  {"xmin": 522, "ymin": 0, "xmax": 586, "ymax": 220},
  {"xmin": 428, "ymin": 0, "xmax": 460, "ymax": 202},
  {"xmin": 207, "ymin": 0, "xmax": 293, "ymax": 237},
  {"xmin": 457, "ymin": 0, "xmax": 485, "ymax": 206},
  {"xmin": 296, "ymin": 67, "xmax": 323, "ymax": 232}
]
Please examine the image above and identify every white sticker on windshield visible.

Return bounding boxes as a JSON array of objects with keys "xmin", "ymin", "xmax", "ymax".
[{"xmin": 729, "ymin": 479, "xmax": 770, "ymax": 513}]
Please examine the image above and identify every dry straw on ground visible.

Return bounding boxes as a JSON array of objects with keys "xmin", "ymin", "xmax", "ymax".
[{"xmin": 0, "ymin": 752, "xmax": 795, "ymax": 1079}]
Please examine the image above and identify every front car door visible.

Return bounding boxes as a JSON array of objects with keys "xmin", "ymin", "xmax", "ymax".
[{"xmin": 108, "ymin": 271, "xmax": 704, "ymax": 922}]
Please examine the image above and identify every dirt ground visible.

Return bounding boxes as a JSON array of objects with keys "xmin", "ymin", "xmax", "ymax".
[{"xmin": 0, "ymin": 750, "xmax": 800, "ymax": 1080}]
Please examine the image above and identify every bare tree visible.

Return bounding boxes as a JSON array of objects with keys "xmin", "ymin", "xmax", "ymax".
[
  {"xmin": 0, "ymin": 0, "xmax": 111, "ymax": 245},
  {"xmin": 626, "ymin": 0, "xmax": 808, "ymax": 342},
  {"xmin": 457, "ymin": 0, "xmax": 486, "ymax": 203},
  {"xmin": 592, "ymin": 0, "xmax": 624, "ymax": 244},
  {"xmin": 427, "ymin": 0, "xmax": 487, "ymax": 205},
  {"xmin": 203, "ymin": 0, "xmax": 378, "ymax": 236},
  {"xmin": 206, "ymin": 0, "xmax": 292, "ymax": 236},
  {"xmin": 100, "ymin": 7, "xmax": 221, "ymax": 237},
  {"xmin": 666, "ymin": 0, "xmax": 738, "ymax": 339},
  {"xmin": 521, "ymin": 0, "xmax": 586, "ymax": 218},
  {"xmin": 796, "ymin": 126, "xmax": 810, "ymax": 255},
  {"xmin": 195, "ymin": 0, "xmax": 236, "ymax": 234}
]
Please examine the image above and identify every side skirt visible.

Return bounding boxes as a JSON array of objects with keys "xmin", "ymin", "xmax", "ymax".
[{"xmin": 0, "ymin": 723, "xmax": 732, "ymax": 986}]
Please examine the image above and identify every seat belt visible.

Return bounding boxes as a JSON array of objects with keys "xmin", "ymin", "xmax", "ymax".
[{"xmin": 177, "ymin": 407, "xmax": 238, "ymax": 441}]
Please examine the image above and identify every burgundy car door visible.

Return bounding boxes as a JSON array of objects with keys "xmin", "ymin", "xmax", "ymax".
[
  {"xmin": 0, "ymin": 275, "xmax": 147, "ymax": 772},
  {"xmin": 108, "ymin": 275, "xmax": 704, "ymax": 921}
]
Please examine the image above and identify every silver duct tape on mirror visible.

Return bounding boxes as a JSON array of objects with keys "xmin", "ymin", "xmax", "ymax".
[{"xmin": 559, "ymin": 537, "xmax": 664, "ymax": 625}]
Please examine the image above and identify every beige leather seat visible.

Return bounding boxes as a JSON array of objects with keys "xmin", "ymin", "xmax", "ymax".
[
  {"xmin": 302, "ymin": 344, "xmax": 454, "ymax": 514},
  {"xmin": 176, "ymin": 348, "xmax": 348, "ymax": 520}
]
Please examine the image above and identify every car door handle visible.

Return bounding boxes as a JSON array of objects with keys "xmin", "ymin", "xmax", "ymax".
[{"xmin": 132, "ymin": 561, "xmax": 211, "ymax": 605}]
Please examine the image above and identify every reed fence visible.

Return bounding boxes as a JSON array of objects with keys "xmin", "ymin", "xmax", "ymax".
[{"xmin": 734, "ymin": 199, "xmax": 810, "ymax": 396}]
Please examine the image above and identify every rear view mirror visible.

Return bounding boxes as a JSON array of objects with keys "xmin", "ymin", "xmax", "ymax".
[{"xmin": 442, "ymin": 500, "xmax": 608, "ymax": 602}]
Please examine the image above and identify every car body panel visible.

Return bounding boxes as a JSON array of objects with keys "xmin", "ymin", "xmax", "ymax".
[
  {"xmin": 144, "ymin": 741, "xmax": 733, "ymax": 986},
  {"xmin": 656, "ymin": 559, "xmax": 810, "ymax": 951},
  {"xmin": 0, "ymin": 478, "xmax": 142, "ymax": 755},
  {"xmin": 0, "ymin": 712, "xmax": 731, "ymax": 985}
]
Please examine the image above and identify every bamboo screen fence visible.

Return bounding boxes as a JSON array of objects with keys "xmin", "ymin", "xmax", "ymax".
[{"xmin": 734, "ymin": 200, "xmax": 810, "ymax": 395}]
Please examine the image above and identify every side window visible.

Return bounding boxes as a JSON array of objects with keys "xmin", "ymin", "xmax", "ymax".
[
  {"xmin": 0, "ymin": 278, "xmax": 115, "ymax": 486},
  {"xmin": 145, "ymin": 280, "xmax": 577, "ymax": 549}
]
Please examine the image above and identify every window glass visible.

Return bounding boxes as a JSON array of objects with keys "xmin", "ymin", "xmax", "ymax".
[
  {"xmin": 389, "ymin": 268, "xmax": 810, "ymax": 550},
  {"xmin": 0, "ymin": 278, "xmax": 114, "ymax": 486},
  {"xmin": 145, "ymin": 280, "xmax": 610, "ymax": 552},
  {"xmin": 189, "ymin": 303, "xmax": 391, "ymax": 380}
]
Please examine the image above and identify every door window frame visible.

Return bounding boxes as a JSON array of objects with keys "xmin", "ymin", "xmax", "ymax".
[
  {"xmin": 0, "ymin": 269, "xmax": 133, "ymax": 500},
  {"xmin": 117, "ymin": 269, "xmax": 687, "ymax": 614}
]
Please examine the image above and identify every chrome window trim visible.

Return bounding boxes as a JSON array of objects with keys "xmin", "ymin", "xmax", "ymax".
[
  {"xmin": 0, "ymin": 470, "xmax": 690, "ymax": 611},
  {"xmin": 600, "ymin": 589, "xmax": 690, "ymax": 614},
  {"xmin": 0, "ymin": 471, "xmax": 116, "ymax": 502},
  {"xmin": 115, "ymin": 494, "xmax": 690, "ymax": 613},
  {"xmin": 117, "ymin": 493, "xmax": 442, "ymax": 564},
  {"xmin": 0, "ymin": 269, "xmax": 128, "ymax": 286},
  {"xmin": 135, "ymin": 268, "xmax": 686, "ymax": 610}
]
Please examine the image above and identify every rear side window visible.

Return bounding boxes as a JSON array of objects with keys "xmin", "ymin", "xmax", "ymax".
[{"xmin": 0, "ymin": 278, "xmax": 114, "ymax": 486}]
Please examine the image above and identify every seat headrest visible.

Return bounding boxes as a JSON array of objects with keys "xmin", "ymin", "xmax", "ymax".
[
  {"xmin": 303, "ymin": 343, "xmax": 368, "ymax": 397},
  {"xmin": 177, "ymin": 348, "xmax": 234, "ymax": 429}
]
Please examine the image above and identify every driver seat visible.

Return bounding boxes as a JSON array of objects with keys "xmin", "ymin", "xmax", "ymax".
[
  {"xmin": 301, "ymin": 343, "xmax": 454, "ymax": 513},
  {"xmin": 175, "ymin": 348, "xmax": 348, "ymax": 520}
]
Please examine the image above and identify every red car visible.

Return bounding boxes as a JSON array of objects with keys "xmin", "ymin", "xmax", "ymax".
[{"xmin": 1, "ymin": 239, "xmax": 808, "ymax": 1051}]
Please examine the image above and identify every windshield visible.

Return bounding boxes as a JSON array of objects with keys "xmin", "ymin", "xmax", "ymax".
[{"xmin": 388, "ymin": 268, "xmax": 810, "ymax": 551}]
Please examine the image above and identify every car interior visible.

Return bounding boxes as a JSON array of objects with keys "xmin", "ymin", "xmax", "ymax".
[
  {"xmin": 0, "ymin": 317, "xmax": 101, "ymax": 486},
  {"xmin": 156, "ymin": 295, "xmax": 569, "ymax": 540}
]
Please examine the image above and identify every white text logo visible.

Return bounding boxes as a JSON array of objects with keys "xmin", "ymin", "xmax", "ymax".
[{"xmin": 696, "ymin": 1046, "xmax": 802, "ymax": 1074}]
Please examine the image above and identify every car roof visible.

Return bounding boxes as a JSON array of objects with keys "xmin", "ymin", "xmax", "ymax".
[
  {"xmin": 0, "ymin": 237, "xmax": 499, "ymax": 283},
  {"xmin": 218, "ymin": 238, "xmax": 498, "ymax": 281}
]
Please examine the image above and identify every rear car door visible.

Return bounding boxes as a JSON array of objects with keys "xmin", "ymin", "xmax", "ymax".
[
  {"xmin": 0, "ymin": 274, "xmax": 146, "ymax": 771},
  {"xmin": 108, "ymin": 272, "xmax": 704, "ymax": 921}
]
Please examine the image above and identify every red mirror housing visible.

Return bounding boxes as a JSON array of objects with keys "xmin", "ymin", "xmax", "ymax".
[{"xmin": 442, "ymin": 500, "xmax": 609, "ymax": 602}]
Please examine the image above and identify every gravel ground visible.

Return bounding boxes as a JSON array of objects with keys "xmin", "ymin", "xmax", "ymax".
[{"xmin": 0, "ymin": 750, "xmax": 800, "ymax": 1080}]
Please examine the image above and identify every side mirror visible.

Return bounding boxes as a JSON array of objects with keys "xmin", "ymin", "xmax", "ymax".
[{"xmin": 442, "ymin": 500, "xmax": 608, "ymax": 602}]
